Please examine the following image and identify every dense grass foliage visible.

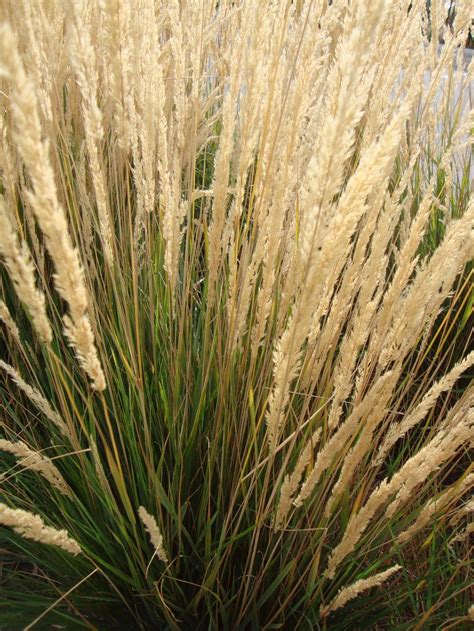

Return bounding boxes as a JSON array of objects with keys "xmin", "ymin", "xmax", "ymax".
[{"xmin": 0, "ymin": 1, "xmax": 472, "ymax": 628}]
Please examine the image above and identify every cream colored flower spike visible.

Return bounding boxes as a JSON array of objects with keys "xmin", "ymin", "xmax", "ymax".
[
  {"xmin": 138, "ymin": 506, "xmax": 169, "ymax": 564},
  {"xmin": 321, "ymin": 565, "xmax": 402, "ymax": 616},
  {"xmin": 0, "ymin": 503, "xmax": 81, "ymax": 555}
]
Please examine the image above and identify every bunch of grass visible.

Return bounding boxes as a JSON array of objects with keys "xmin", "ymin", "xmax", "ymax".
[{"xmin": 0, "ymin": 0, "xmax": 472, "ymax": 628}]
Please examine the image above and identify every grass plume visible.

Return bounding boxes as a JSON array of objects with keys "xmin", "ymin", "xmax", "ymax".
[{"xmin": 0, "ymin": 0, "xmax": 472, "ymax": 628}]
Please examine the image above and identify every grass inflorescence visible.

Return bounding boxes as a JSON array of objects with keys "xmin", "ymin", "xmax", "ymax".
[{"xmin": 0, "ymin": 1, "xmax": 472, "ymax": 629}]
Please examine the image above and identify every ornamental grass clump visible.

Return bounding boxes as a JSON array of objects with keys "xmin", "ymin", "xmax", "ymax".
[{"xmin": 0, "ymin": 1, "xmax": 472, "ymax": 628}]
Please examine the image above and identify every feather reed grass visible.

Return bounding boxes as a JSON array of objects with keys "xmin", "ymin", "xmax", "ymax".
[{"xmin": 0, "ymin": 0, "xmax": 472, "ymax": 628}]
